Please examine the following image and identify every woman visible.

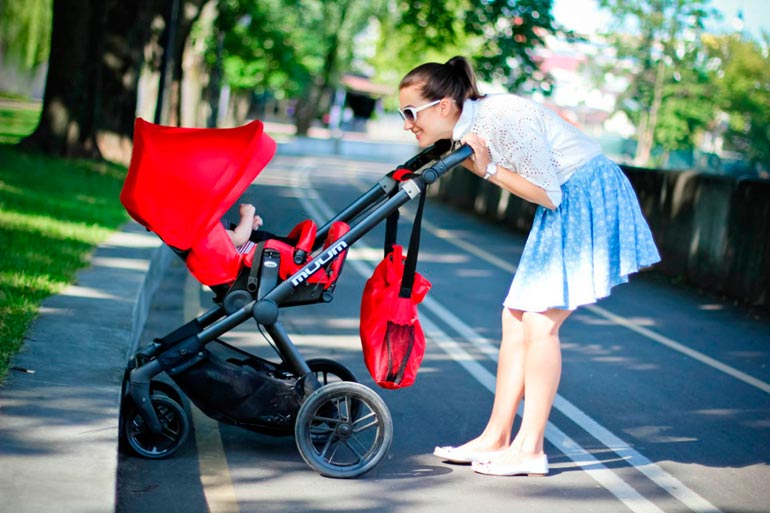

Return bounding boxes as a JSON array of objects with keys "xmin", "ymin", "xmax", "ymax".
[{"xmin": 398, "ymin": 56, "xmax": 660, "ymax": 476}]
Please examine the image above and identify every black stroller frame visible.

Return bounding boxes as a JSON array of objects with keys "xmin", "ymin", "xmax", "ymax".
[{"xmin": 120, "ymin": 140, "xmax": 473, "ymax": 478}]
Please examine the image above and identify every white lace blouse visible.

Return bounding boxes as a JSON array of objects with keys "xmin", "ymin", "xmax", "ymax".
[{"xmin": 452, "ymin": 95, "xmax": 602, "ymax": 208}]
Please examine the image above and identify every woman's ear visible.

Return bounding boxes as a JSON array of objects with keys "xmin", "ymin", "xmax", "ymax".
[{"xmin": 439, "ymin": 97, "xmax": 456, "ymax": 117}]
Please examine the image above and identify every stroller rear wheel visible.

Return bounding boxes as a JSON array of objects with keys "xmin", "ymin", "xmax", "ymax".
[
  {"xmin": 295, "ymin": 381, "xmax": 392, "ymax": 478},
  {"xmin": 123, "ymin": 392, "xmax": 190, "ymax": 459},
  {"xmin": 305, "ymin": 358, "xmax": 357, "ymax": 384}
]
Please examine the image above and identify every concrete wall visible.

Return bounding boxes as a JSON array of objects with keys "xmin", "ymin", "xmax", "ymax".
[{"xmin": 428, "ymin": 165, "xmax": 770, "ymax": 309}]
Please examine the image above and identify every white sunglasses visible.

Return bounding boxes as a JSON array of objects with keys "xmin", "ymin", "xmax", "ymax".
[{"xmin": 398, "ymin": 99, "xmax": 441, "ymax": 122}]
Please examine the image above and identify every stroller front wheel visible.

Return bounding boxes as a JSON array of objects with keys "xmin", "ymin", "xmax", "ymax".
[
  {"xmin": 295, "ymin": 381, "xmax": 392, "ymax": 478},
  {"xmin": 123, "ymin": 392, "xmax": 190, "ymax": 459}
]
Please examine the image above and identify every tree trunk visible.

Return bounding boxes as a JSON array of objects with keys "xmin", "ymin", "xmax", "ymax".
[
  {"xmin": 20, "ymin": 0, "xmax": 171, "ymax": 161},
  {"xmin": 634, "ymin": 59, "xmax": 665, "ymax": 167},
  {"xmin": 166, "ymin": 0, "xmax": 207, "ymax": 127},
  {"xmin": 97, "ymin": 0, "xmax": 161, "ymax": 161},
  {"xmin": 293, "ymin": 2, "xmax": 346, "ymax": 136},
  {"xmin": 20, "ymin": 0, "xmax": 105, "ymax": 157}
]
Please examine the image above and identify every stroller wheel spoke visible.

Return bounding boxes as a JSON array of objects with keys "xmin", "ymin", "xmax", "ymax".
[
  {"xmin": 319, "ymin": 431, "xmax": 338, "ymax": 458},
  {"xmin": 310, "ymin": 414, "xmax": 341, "ymax": 425},
  {"xmin": 352, "ymin": 411, "xmax": 379, "ymax": 432},
  {"xmin": 342, "ymin": 396, "xmax": 353, "ymax": 423},
  {"xmin": 295, "ymin": 382, "xmax": 393, "ymax": 478},
  {"xmin": 345, "ymin": 436, "xmax": 369, "ymax": 460},
  {"xmin": 160, "ymin": 426, "xmax": 181, "ymax": 441}
]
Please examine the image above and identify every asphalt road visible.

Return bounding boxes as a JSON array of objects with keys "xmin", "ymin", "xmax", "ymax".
[{"xmin": 116, "ymin": 153, "xmax": 770, "ymax": 513}]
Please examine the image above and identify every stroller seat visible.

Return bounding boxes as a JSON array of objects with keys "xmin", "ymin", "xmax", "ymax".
[
  {"xmin": 189, "ymin": 217, "xmax": 350, "ymax": 308},
  {"xmin": 120, "ymin": 117, "xmax": 349, "ymax": 309}
]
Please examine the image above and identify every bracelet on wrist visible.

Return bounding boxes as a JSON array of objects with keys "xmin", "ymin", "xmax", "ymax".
[{"xmin": 483, "ymin": 162, "xmax": 498, "ymax": 180}]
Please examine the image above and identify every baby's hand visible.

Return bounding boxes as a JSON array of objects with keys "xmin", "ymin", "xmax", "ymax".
[
  {"xmin": 239, "ymin": 203, "xmax": 256, "ymax": 218},
  {"xmin": 252, "ymin": 215, "xmax": 263, "ymax": 230}
]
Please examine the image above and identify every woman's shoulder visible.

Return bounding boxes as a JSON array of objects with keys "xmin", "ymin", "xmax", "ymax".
[
  {"xmin": 475, "ymin": 94, "xmax": 544, "ymax": 129},
  {"xmin": 480, "ymin": 93, "xmax": 536, "ymax": 106},
  {"xmin": 478, "ymin": 93, "xmax": 542, "ymax": 116}
]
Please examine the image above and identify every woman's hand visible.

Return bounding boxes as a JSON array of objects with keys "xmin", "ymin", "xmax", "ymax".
[
  {"xmin": 460, "ymin": 134, "xmax": 556, "ymax": 210},
  {"xmin": 460, "ymin": 133, "xmax": 491, "ymax": 178}
]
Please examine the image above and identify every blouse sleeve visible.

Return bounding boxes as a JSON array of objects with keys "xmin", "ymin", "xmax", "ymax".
[{"xmin": 485, "ymin": 101, "xmax": 563, "ymax": 207}]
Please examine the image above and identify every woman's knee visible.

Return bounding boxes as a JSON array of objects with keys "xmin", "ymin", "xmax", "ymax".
[
  {"xmin": 521, "ymin": 309, "xmax": 571, "ymax": 341},
  {"xmin": 502, "ymin": 308, "xmax": 526, "ymax": 343}
]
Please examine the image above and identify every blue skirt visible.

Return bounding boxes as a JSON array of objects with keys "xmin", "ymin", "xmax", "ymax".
[{"xmin": 503, "ymin": 155, "xmax": 660, "ymax": 311}]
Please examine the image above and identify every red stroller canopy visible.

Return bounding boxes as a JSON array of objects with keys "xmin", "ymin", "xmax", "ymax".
[{"xmin": 120, "ymin": 118, "xmax": 277, "ymax": 250}]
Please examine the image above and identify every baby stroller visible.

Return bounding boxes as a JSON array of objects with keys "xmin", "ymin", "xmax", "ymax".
[{"xmin": 118, "ymin": 117, "xmax": 472, "ymax": 478}]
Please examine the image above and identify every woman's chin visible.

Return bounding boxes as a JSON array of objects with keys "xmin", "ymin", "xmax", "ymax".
[{"xmin": 415, "ymin": 134, "xmax": 433, "ymax": 148}]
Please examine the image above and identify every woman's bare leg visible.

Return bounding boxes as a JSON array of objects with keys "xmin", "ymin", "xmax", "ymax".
[
  {"xmin": 454, "ymin": 308, "xmax": 527, "ymax": 452},
  {"xmin": 498, "ymin": 307, "xmax": 572, "ymax": 463}
]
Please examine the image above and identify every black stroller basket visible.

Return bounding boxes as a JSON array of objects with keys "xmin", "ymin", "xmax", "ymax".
[{"xmin": 120, "ymin": 140, "xmax": 472, "ymax": 478}]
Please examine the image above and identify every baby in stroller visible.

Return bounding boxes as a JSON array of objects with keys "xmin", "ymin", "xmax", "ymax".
[
  {"xmin": 225, "ymin": 203, "xmax": 263, "ymax": 254},
  {"xmin": 118, "ymin": 117, "xmax": 471, "ymax": 477}
]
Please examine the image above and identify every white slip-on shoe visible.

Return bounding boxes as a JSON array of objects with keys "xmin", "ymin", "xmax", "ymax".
[
  {"xmin": 471, "ymin": 454, "xmax": 549, "ymax": 476},
  {"xmin": 433, "ymin": 446, "xmax": 497, "ymax": 464}
]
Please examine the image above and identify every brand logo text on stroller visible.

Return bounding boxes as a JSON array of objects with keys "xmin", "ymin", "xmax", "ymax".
[{"xmin": 290, "ymin": 240, "xmax": 349, "ymax": 286}]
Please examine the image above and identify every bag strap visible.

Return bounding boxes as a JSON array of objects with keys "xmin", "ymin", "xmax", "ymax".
[
  {"xmin": 399, "ymin": 189, "xmax": 427, "ymax": 299},
  {"xmin": 384, "ymin": 209, "xmax": 399, "ymax": 255}
]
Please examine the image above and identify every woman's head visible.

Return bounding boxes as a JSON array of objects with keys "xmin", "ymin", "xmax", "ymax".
[
  {"xmin": 399, "ymin": 56, "xmax": 484, "ymax": 106},
  {"xmin": 398, "ymin": 56, "xmax": 484, "ymax": 147}
]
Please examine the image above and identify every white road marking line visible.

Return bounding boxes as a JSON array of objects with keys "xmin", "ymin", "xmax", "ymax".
[
  {"xmin": 586, "ymin": 303, "xmax": 770, "ymax": 395},
  {"xmin": 184, "ymin": 273, "xmax": 240, "ymax": 513},
  {"xmin": 292, "ymin": 159, "xmax": 723, "ymax": 513},
  {"xmin": 422, "ymin": 317, "xmax": 668, "ymax": 513},
  {"xmin": 344, "ymin": 161, "xmax": 770, "ymax": 397}
]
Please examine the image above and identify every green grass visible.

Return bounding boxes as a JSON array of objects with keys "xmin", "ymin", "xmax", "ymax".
[
  {"xmin": 0, "ymin": 104, "xmax": 129, "ymax": 381},
  {"xmin": 0, "ymin": 97, "xmax": 42, "ymax": 144}
]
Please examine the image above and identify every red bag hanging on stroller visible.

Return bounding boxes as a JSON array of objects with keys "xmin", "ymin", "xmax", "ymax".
[{"xmin": 360, "ymin": 189, "xmax": 431, "ymax": 389}]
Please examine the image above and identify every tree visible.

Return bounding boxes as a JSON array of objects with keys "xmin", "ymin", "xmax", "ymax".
[
  {"xmin": 19, "ymin": 0, "xmax": 205, "ymax": 160},
  {"xmin": 463, "ymin": 0, "xmax": 563, "ymax": 93},
  {"xmin": 597, "ymin": 0, "xmax": 716, "ymax": 166},
  {"xmin": 213, "ymin": 0, "xmax": 389, "ymax": 134},
  {"xmin": 704, "ymin": 33, "xmax": 770, "ymax": 174},
  {"xmin": 211, "ymin": 0, "xmax": 562, "ymax": 134},
  {"xmin": 19, "ymin": 0, "xmax": 157, "ymax": 158},
  {"xmin": 378, "ymin": 0, "xmax": 566, "ymax": 95},
  {"xmin": 0, "ymin": 0, "xmax": 51, "ymax": 71},
  {"xmin": 150, "ymin": 0, "xmax": 209, "ymax": 127}
]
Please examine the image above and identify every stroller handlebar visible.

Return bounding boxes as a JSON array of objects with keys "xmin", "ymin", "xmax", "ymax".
[
  {"xmin": 401, "ymin": 139, "xmax": 453, "ymax": 171},
  {"xmin": 421, "ymin": 143, "xmax": 473, "ymax": 184}
]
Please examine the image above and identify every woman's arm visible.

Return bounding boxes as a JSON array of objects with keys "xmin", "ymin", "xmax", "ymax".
[
  {"xmin": 460, "ymin": 138, "xmax": 556, "ymax": 210},
  {"xmin": 486, "ymin": 164, "xmax": 556, "ymax": 210}
]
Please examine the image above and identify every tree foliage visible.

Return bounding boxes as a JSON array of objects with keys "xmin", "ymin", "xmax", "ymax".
[
  {"xmin": 463, "ymin": 0, "xmax": 562, "ymax": 93},
  {"xmin": 597, "ymin": 0, "xmax": 716, "ymax": 166},
  {"xmin": 704, "ymin": 33, "xmax": 770, "ymax": 172},
  {"xmin": 211, "ymin": 0, "xmax": 564, "ymax": 133},
  {"xmin": 374, "ymin": 0, "xmax": 568, "ymax": 94},
  {"xmin": 213, "ymin": 0, "xmax": 389, "ymax": 133},
  {"xmin": 0, "ymin": 0, "xmax": 51, "ymax": 69}
]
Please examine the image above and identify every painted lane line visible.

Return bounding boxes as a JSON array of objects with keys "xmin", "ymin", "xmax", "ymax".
[
  {"xmin": 421, "ymin": 316, "xmax": 668, "ymax": 513},
  {"xmin": 291, "ymin": 159, "xmax": 723, "ymax": 513},
  {"xmin": 347, "ymin": 164, "xmax": 770, "ymax": 398},
  {"xmin": 184, "ymin": 273, "xmax": 240, "ymax": 513},
  {"xmin": 587, "ymin": 303, "xmax": 770, "ymax": 395},
  {"xmin": 295, "ymin": 170, "xmax": 667, "ymax": 513}
]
